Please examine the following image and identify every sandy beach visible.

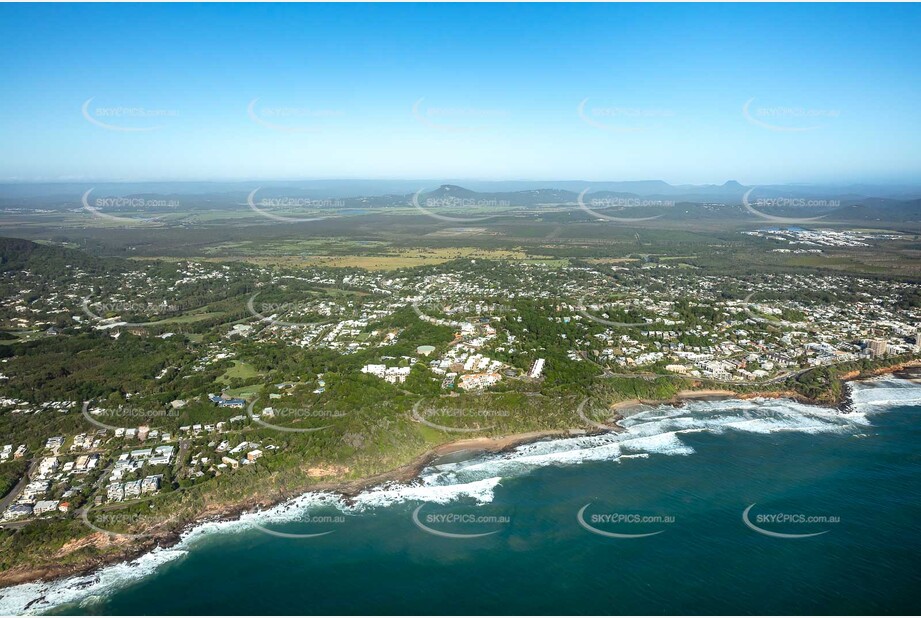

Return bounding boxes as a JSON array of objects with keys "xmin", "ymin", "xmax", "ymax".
[{"xmin": 2, "ymin": 361, "xmax": 918, "ymax": 590}]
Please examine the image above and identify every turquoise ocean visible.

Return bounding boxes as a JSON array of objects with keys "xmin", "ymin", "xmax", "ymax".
[{"xmin": 1, "ymin": 377, "xmax": 919, "ymax": 615}]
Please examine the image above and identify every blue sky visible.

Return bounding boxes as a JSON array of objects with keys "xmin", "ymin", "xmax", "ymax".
[{"xmin": 1, "ymin": 3, "xmax": 919, "ymax": 185}]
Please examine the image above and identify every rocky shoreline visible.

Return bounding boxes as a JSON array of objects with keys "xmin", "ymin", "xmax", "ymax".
[
  {"xmin": 2, "ymin": 360, "xmax": 918, "ymax": 591},
  {"xmin": 0, "ymin": 429, "xmax": 576, "ymax": 590}
]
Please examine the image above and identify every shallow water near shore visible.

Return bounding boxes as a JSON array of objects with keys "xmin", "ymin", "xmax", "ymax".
[{"xmin": 3, "ymin": 378, "xmax": 920, "ymax": 615}]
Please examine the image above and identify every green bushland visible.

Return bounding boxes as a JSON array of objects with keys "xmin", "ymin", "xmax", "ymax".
[{"xmin": 0, "ymin": 459, "xmax": 29, "ymax": 500}]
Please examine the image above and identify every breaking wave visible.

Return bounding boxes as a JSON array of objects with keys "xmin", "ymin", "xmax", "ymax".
[
  {"xmin": 847, "ymin": 376, "xmax": 921, "ymax": 410},
  {"xmin": 417, "ymin": 393, "xmax": 875, "ymax": 485},
  {"xmin": 1, "ymin": 378, "xmax": 916, "ymax": 615}
]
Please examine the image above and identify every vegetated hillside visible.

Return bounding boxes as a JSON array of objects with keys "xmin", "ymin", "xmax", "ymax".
[
  {"xmin": 0, "ymin": 237, "xmax": 126, "ymax": 277},
  {"xmin": 829, "ymin": 198, "xmax": 921, "ymax": 224}
]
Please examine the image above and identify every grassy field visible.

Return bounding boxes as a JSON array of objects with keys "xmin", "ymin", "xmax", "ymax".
[
  {"xmin": 222, "ymin": 385, "xmax": 263, "ymax": 399},
  {"xmin": 137, "ymin": 245, "xmax": 555, "ymax": 270},
  {"xmin": 144, "ymin": 311, "xmax": 227, "ymax": 326},
  {"xmin": 218, "ymin": 360, "xmax": 261, "ymax": 384}
]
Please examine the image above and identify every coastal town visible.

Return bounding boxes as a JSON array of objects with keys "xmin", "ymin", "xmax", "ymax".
[
  {"xmin": 0, "ymin": 399, "xmax": 271, "ymax": 523},
  {"xmin": 2, "ymin": 252, "xmax": 920, "ymax": 527},
  {"xmin": 1, "ymin": 3, "xmax": 920, "ymax": 611}
]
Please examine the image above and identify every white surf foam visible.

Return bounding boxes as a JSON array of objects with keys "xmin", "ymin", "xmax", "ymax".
[
  {"xmin": 0, "ymin": 478, "xmax": 503, "ymax": 615},
  {"xmin": 2, "ymin": 378, "xmax": 916, "ymax": 614},
  {"xmin": 350, "ymin": 476, "xmax": 502, "ymax": 510},
  {"xmin": 847, "ymin": 377, "xmax": 921, "ymax": 410},
  {"xmin": 413, "ymin": 392, "xmax": 887, "ymax": 484},
  {"xmin": 0, "ymin": 532, "xmax": 191, "ymax": 615}
]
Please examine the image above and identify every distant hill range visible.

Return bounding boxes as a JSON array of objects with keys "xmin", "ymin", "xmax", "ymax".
[
  {"xmin": 409, "ymin": 183, "xmax": 921, "ymax": 223},
  {"xmin": 1, "ymin": 180, "xmax": 919, "ymax": 223}
]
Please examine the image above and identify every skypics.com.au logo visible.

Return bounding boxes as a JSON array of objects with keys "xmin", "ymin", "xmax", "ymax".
[
  {"xmin": 81, "ymin": 189, "xmax": 170, "ymax": 224},
  {"xmin": 251, "ymin": 512, "xmax": 346, "ymax": 539},
  {"xmin": 246, "ymin": 188, "xmax": 337, "ymax": 224},
  {"xmin": 741, "ymin": 188, "xmax": 831, "ymax": 224},
  {"xmin": 245, "ymin": 291, "xmax": 330, "ymax": 328},
  {"xmin": 412, "ymin": 98, "xmax": 507, "ymax": 132},
  {"xmin": 575, "ymin": 300, "xmax": 648, "ymax": 329},
  {"xmin": 79, "ymin": 507, "xmax": 169, "ymax": 541},
  {"xmin": 577, "ymin": 189, "xmax": 666, "ymax": 223},
  {"xmin": 578, "ymin": 98, "xmax": 675, "ymax": 132},
  {"xmin": 247, "ymin": 98, "xmax": 344, "ymax": 133},
  {"xmin": 577, "ymin": 503, "xmax": 675, "ymax": 539},
  {"xmin": 82, "ymin": 402, "xmax": 180, "ymax": 432},
  {"xmin": 412, "ymin": 504, "xmax": 509, "ymax": 539},
  {"xmin": 82, "ymin": 298, "xmax": 181, "ymax": 327},
  {"xmin": 410, "ymin": 296, "xmax": 466, "ymax": 329},
  {"xmin": 742, "ymin": 504, "xmax": 839, "ymax": 539},
  {"xmin": 411, "ymin": 399, "xmax": 510, "ymax": 434},
  {"xmin": 411, "ymin": 188, "xmax": 508, "ymax": 224},
  {"xmin": 82, "ymin": 98, "xmax": 178, "ymax": 132},
  {"xmin": 742, "ymin": 97, "xmax": 840, "ymax": 132},
  {"xmin": 246, "ymin": 399, "xmax": 343, "ymax": 434}
]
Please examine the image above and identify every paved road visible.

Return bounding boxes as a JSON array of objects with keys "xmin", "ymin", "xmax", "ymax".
[
  {"xmin": 0, "ymin": 458, "xmax": 39, "ymax": 529},
  {"xmin": 0, "ymin": 518, "xmax": 34, "ymax": 530},
  {"xmin": 174, "ymin": 439, "xmax": 190, "ymax": 475},
  {"xmin": 0, "ymin": 457, "xmax": 37, "ymax": 512}
]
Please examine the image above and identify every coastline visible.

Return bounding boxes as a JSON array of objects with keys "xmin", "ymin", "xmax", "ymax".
[
  {"xmin": 0, "ymin": 429, "xmax": 576, "ymax": 589},
  {"xmin": 2, "ymin": 360, "xmax": 918, "ymax": 591}
]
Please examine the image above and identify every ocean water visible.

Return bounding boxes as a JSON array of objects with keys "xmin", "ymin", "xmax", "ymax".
[{"xmin": 2, "ymin": 378, "xmax": 920, "ymax": 615}]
